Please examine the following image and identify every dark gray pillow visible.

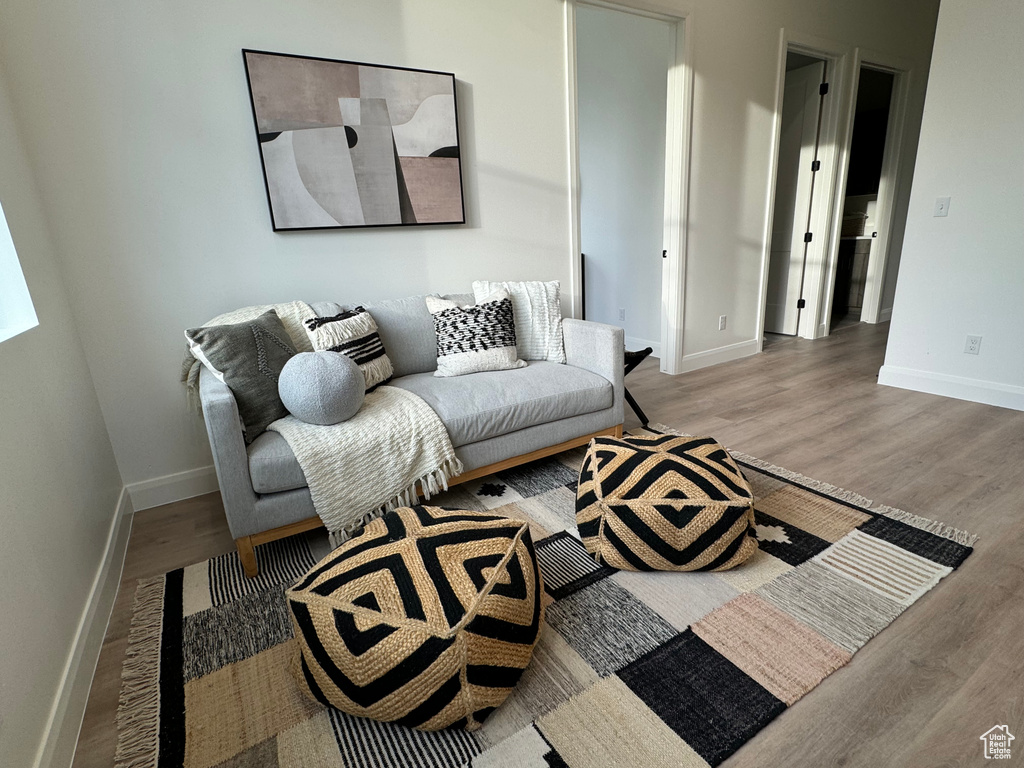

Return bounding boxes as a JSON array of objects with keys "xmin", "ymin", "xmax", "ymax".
[{"xmin": 186, "ymin": 310, "xmax": 296, "ymax": 443}]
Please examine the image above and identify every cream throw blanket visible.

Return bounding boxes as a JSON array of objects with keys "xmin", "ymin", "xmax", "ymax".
[{"xmin": 268, "ymin": 386, "xmax": 463, "ymax": 544}]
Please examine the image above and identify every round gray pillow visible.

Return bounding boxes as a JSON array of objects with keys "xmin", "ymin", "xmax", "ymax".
[{"xmin": 278, "ymin": 351, "xmax": 365, "ymax": 425}]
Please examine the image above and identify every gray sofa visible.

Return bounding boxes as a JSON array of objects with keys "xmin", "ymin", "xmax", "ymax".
[{"xmin": 199, "ymin": 292, "xmax": 624, "ymax": 576}]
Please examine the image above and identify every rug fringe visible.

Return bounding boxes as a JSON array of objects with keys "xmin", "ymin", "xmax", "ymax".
[
  {"xmin": 326, "ymin": 457, "xmax": 466, "ymax": 549},
  {"xmin": 647, "ymin": 423, "xmax": 979, "ymax": 548},
  {"xmin": 729, "ymin": 449, "xmax": 875, "ymax": 508},
  {"xmin": 114, "ymin": 576, "xmax": 165, "ymax": 768},
  {"xmin": 869, "ymin": 504, "xmax": 980, "ymax": 547}
]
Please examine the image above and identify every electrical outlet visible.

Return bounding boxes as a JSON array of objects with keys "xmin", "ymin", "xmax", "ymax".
[
  {"xmin": 934, "ymin": 197, "xmax": 950, "ymax": 217},
  {"xmin": 965, "ymin": 335, "xmax": 982, "ymax": 355},
  {"xmin": 618, "ymin": 308, "xmax": 626, "ymax": 322},
  {"xmin": 718, "ymin": 315, "xmax": 727, "ymax": 331}
]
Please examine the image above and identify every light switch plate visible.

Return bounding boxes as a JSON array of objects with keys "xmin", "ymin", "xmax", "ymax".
[{"xmin": 934, "ymin": 197, "xmax": 950, "ymax": 217}]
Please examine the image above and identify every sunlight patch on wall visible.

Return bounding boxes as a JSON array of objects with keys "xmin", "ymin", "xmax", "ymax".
[{"xmin": 0, "ymin": 198, "xmax": 37, "ymax": 343}]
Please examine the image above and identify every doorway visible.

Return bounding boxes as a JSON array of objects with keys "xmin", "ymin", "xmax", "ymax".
[
  {"xmin": 764, "ymin": 51, "xmax": 829, "ymax": 336},
  {"xmin": 831, "ymin": 67, "xmax": 894, "ymax": 331},
  {"xmin": 576, "ymin": 3, "xmax": 675, "ymax": 357}
]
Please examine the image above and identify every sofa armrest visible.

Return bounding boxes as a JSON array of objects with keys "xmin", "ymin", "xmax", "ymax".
[
  {"xmin": 562, "ymin": 318, "xmax": 624, "ymax": 425},
  {"xmin": 199, "ymin": 366, "xmax": 257, "ymax": 537}
]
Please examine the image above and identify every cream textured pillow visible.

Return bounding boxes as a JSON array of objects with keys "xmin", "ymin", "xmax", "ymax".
[
  {"xmin": 426, "ymin": 290, "xmax": 527, "ymax": 377},
  {"xmin": 472, "ymin": 280, "xmax": 565, "ymax": 363}
]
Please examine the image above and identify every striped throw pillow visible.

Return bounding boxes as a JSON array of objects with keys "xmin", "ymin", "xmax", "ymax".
[{"xmin": 304, "ymin": 307, "xmax": 394, "ymax": 392}]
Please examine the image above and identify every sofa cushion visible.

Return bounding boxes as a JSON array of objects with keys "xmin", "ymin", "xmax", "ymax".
[
  {"xmin": 246, "ymin": 361, "xmax": 613, "ymax": 494},
  {"xmin": 390, "ymin": 361, "xmax": 612, "ymax": 447},
  {"xmin": 247, "ymin": 430, "xmax": 307, "ymax": 494},
  {"xmin": 364, "ymin": 295, "xmax": 437, "ymax": 377}
]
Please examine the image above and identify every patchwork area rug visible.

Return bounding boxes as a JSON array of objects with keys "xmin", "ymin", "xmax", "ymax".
[{"xmin": 115, "ymin": 426, "xmax": 977, "ymax": 768}]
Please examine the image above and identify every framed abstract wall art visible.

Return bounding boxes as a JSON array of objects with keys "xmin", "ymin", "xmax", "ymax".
[{"xmin": 242, "ymin": 49, "xmax": 466, "ymax": 231}]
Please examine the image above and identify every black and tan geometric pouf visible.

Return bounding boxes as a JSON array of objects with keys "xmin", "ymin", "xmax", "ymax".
[
  {"xmin": 576, "ymin": 433, "xmax": 758, "ymax": 572},
  {"xmin": 286, "ymin": 506, "xmax": 544, "ymax": 731}
]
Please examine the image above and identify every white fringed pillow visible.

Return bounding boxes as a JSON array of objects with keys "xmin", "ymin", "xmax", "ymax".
[
  {"xmin": 304, "ymin": 307, "xmax": 394, "ymax": 392},
  {"xmin": 472, "ymin": 280, "xmax": 565, "ymax": 363},
  {"xmin": 426, "ymin": 290, "xmax": 527, "ymax": 377}
]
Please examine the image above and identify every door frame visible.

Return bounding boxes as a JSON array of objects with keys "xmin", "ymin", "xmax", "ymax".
[
  {"xmin": 821, "ymin": 49, "xmax": 912, "ymax": 327},
  {"xmin": 757, "ymin": 29, "xmax": 852, "ymax": 347},
  {"xmin": 565, "ymin": 0, "xmax": 694, "ymax": 374}
]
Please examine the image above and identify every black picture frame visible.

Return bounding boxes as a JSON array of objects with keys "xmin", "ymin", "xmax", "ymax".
[{"xmin": 242, "ymin": 49, "xmax": 466, "ymax": 231}]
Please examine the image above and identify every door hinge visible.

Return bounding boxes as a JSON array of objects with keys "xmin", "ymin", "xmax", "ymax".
[
  {"xmin": 819, "ymin": 82, "xmax": 829, "ymax": 96},
  {"xmin": 804, "ymin": 232, "xmax": 813, "ymax": 243},
  {"xmin": 662, "ymin": 250, "xmax": 667, "ymax": 259},
  {"xmin": 797, "ymin": 299, "xmax": 806, "ymax": 309},
  {"xmin": 811, "ymin": 160, "xmax": 821, "ymax": 172}
]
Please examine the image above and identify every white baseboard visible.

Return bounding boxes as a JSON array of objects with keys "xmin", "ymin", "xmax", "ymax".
[
  {"xmin": 127, "ymin": 464, "xmax": 219, "ymax": 511},
  {"xmin": 676, "ymin": 339, "xmax": 759, "ymax": 374},
  {"xmin": 878, "ymin": 365, "xmax": 1024, "ymax": 412},
  {"xmin": 34, "ymin": 488, "xmax": 134, "ymax": 768},
  {"xmin": 878, "ymin": 307, "xmax": 892, "ymax": 322},
  {"xmin": 625, "ymin": 335, "xmax": 661, "ymax": 359}
]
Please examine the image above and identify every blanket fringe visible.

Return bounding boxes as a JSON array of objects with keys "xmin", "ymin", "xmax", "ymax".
[
  {"xmin": 114, "ymin": 577, "xmax": 165, "ymax": 768},
  {"xmin": 327, "ymin": 456, "xmax": 465, "ymax": 549},
  {"xmin": 647, "ymin": 423, "xmax": 979, "ymax": 548}
]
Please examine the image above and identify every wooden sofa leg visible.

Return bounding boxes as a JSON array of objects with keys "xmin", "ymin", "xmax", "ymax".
[
  {"xmin": 236, "ymin": 536, "xmax": 258, "ymax": 578},
  {"xmin": 614, "ymin": 423, "xmax": 623, "ymax": 438}
]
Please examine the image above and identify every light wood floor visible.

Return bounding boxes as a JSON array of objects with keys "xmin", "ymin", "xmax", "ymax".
[{"xmin": 74, "ymin": 321, "xmax": 1024, "ymax": 768}]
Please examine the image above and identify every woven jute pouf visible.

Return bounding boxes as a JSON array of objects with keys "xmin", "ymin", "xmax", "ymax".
[
  {"xmin": 286, "ymin": 506, "xmax": 544, "ymax": 731},
  {"xmin": 576, "ymin": 434, "xmax": 758, "ymax": 571}
]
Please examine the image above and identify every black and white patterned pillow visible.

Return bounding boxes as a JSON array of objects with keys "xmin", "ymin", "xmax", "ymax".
[
  {"xmin": 426, "ymin": 290, "xmax": 528, "ymax": 377},
  {"xmin": 304, "ymin": 307, "xmax": 394, "ymax": 392}
]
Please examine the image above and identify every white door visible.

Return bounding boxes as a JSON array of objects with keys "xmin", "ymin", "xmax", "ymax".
[
  {"xmin": 577, "ymin": 4, "xmax": 674, "ymax": 353},
  {"xmin": 765, "ymin": 61, "xmax": 824, "ymax": 335}
]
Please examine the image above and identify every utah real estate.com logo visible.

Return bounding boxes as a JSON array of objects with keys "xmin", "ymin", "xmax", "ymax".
[{"xmin": 980, "ymin": 725, "xmax": 1015, "ymax": 760}]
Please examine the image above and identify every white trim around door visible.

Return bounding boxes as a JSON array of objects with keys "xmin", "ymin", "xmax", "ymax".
[
  {"xmin": 757, "ymin": 29, "xmax": 853, "ymax": 347},
  {"xmin": 564, "ymin": 0, "xmax": 694, "ymax": 375},
  {"xmin": 831, "ymin": 49, "xmax": 912, "ymax": 327}
]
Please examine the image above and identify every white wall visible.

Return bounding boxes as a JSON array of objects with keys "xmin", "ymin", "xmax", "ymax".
[
  {"xmin": 0, "ymin": 61, "xmax": 125, "ymax": 768},
  {"xmin": 577, "ymin": 5, "xmax": 672, "ymax": 353},
  {"xmin": 0, "ymin": 0, "xmax": 940, "ymax": 499},
  {"xmin": 879, "ymin": 0, "xmax": 1024, "ymax": 411},
  {"xmin": 0, "ymin": 0, "xmax": 573, "ymax": 496}
]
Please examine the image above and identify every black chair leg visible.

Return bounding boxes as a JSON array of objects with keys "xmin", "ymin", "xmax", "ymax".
[
  {"xmin": 624, "ymin": 387, "xmax": 649, "ymax": 427},
  {"xmin": 622, "ymin": 346, "xmax": 654, "ymax": 427}
]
